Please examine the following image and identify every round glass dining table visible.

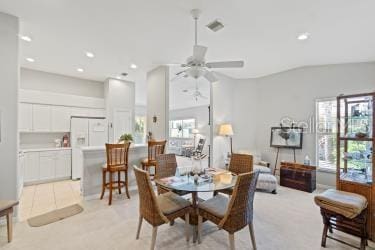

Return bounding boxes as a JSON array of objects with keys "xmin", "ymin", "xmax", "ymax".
[{"xmin": 154, "ymin": 170, "xmax": 237, "ymax": 241}]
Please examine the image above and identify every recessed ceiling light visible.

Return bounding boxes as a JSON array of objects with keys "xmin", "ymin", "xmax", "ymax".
[
  {"xmin": 130, "ymin": 63, "xmax": 137, "ymax": 69},
  {"xmin": 26, "ymin": 57, "xmax": 35, "ymax": 62},
  {"xmin": 85, "ymin": 51, "xmax": 95, "ymax": 58},
  {"xmin": 297, "ymin": 32, "xmax": 310, "ymax": 41},
  {"xmin": 77, "ymin": 68, "xmax": 84, "ymax": 72},
  {"xmin": 20, "ymin": 35, "xmax": 32, "ymax": 42}
]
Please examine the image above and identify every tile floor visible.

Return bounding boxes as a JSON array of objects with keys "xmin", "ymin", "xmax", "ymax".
[{"xmin": 18, "ymin": 180, "xmax": 82, "ymax": 221}]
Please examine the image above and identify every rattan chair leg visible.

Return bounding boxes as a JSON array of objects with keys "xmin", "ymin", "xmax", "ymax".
[
  {"xmin": 229, "ymin": 233, "xmax": 235, "ymax": 250},
  {"xmin": 100, "ymin": 171, "xmax": 106, "ymax": 200},
  {"xmin": 185, "ymin": 213, "xmax": 190, "ymax": 242},
  {"xmin": 6, "ymin": 210, "xmax": 13, "ymax": 243},
  {"xmin": 249, "ymin": 223, "xmax": 257, "ymax": 250},
  {"xmin": 109, "ymin": 172, "xmax": 113, "ymax": 206},
  {"xmin": 125, "ymin": 170, "xmax": 130, "ymax": 199},
  {"xmin": 197, "ymin": 215, "xmax": 202, "ymax": 244},
  {"xmin": 117, "ymin": 171, "xmax": 122, "ymax": 194},
  {"xmin": 136, "ymin": 215, "xmax": 143, "ymax": 240},
  {"xmin": 151, "ymin": 226, "xmax": 158, "ymax": 250}
]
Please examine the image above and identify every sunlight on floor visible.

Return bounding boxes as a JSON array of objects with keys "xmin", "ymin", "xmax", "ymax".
[{"xmin": 18, "ymin": 180, "xmax": 82, "ymax": 221}]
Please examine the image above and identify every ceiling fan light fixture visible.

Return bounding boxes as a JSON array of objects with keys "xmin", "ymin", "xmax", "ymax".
[{"xmin": 206, "ymin": 20, "xmax": 224, "ymax": 32}]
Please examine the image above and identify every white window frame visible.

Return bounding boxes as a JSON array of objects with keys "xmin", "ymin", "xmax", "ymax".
[{"xmin": 315, "ymin": 97, "xmax": 337, "ymax": 172}]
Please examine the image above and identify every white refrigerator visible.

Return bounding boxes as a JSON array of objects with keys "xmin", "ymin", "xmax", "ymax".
[{"xmin": 71, "ymin": 117, "xmax": 108, "ymax": 180}]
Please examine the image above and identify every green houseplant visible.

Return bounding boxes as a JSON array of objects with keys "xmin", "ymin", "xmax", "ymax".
[{"xmin": 119, "ymin": 133, "xmax": 133, "ymax": 143}]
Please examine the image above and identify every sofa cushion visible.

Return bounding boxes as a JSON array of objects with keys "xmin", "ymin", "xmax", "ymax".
[{"xmin": 254, "ymin": 164, "xmax": 271, "ymax": 174}]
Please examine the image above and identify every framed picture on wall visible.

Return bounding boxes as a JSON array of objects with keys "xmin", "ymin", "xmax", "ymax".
[{"xmin": 270, "ymin": 127, "xmax": 303, "ymax": 149}]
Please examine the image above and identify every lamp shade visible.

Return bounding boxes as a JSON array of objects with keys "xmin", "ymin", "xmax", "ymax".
[
  {"xmin": 218, "ymin": 123, "xmax": 234, "ymax": 136},
  {"xmin": 192, "ymin": 128, "xmax": 199, "ymax": 134}
]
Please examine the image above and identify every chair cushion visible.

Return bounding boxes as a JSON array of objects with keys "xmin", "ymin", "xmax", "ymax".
[
  {"xmin": 0, "ymin": 200, "xmax": 18, "ymax": 212},
  {"xmin": 254, "ymin": 164, "xmax": 271, "ymax": 174},
  {"xmin": 157, "ymin": 192, "xmax": 191, "ymax": 215},
  {"xmin": 102, "ymin": 164, "xmax": 126, "ymax": 172},
  {"xmin": 198, "ymin": 194, "xmax": 229, "ymax": 218}
]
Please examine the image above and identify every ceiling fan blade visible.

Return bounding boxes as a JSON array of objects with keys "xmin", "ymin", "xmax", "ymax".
[
  {"xmin": 193, "ymin": 45, "xmax": 208, "ymax": 61},
  {"xmin": 206, "ymin": 61, "xmax": 244, "ymax": 68},
  {"xmin": 204, "ymin": 71, "xmax": 217, "ymax": 83},
  {"xmin": 175, "ymin": 70, "xmax": 186, "ymax": 76}
]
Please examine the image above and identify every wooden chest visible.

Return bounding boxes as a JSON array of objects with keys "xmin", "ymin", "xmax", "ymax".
[{"xmin": 280, "ymin": 162, "xmax": 316, "ymax": 193}]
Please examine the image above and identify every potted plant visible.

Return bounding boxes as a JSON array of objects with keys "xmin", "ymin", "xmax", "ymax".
[{"xmin": 118, "ymin": 133, "xmax": 133, "ymax": 143}]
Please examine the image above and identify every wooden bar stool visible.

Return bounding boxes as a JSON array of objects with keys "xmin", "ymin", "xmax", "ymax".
[
  {"xmin": 100, "ymin": 142, "xmax": 131, "ymax": 205},
  {"xmin": 141, "ymin": 140, "xmax": 166, "ymax": 178},
  {"xmin": 0, "ymin": 200, "xmax": 19, "ymax": 243}
]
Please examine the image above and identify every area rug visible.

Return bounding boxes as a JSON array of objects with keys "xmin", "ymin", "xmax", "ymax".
[{"xmin": 27, "ymin": 204, "xmax": 83, "ymax": 227}]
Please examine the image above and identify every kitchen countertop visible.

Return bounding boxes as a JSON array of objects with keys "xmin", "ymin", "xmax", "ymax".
[
  {"xmin": 81, "ymin": 144, "xmax": 147, "ymax": 152},
  {"xmin": 21, "ymin": 147, "xmax": 72, "ymax": 153}
]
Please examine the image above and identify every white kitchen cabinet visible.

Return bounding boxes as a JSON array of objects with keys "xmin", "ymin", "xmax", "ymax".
[
  {"xmin": 24, "ymin": 152, "xmax": 39, "ymax": 183},
  {"xmin": 71, "ymin": 107, "xmax": 90, "ymax": 117},
  {"xmin": 19, "ymin": 103, "xmax": 33, "ymax": 132},
  {"xmin": 39, "ymin": 152, "xmax": 56, "ymax": 181},
  {"xmin": 51, "ymin": 106, "xmax": 71, "ymax": 132},
  {"xmin": 32, "ymin": 104, "xmax": 51, "ymax": 132},
  {"xmin": 89, "ymin": 108, "xmax": 106, "ymax": 117},
  {"xmin": 55, "ymin": 151, "xmax": 71, "ymax": 178}
]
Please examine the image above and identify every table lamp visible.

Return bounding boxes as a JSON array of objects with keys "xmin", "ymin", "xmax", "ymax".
[{"xmin": 218, "ymin": 123, "xmax": 234, "ymax": 154}]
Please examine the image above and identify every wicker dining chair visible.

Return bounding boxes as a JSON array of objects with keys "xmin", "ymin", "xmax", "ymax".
[
  {"xmin": 100, "ymin": 142, "xmax": 131, "ymax": 205},
  {"xmin": 141, "ymin": 140, "xmax": 167, "ymax": 178},
  {"xmin": 215, "ymin": 153, "xmax": 253, "ymax": 196},
  {"xmin": 133, "ymin": 166, "xmax": 192, "ymax": 250},
  {"xmin": 198, "ymin": 171, "xmax": 260, "ymax": 250},
  {"xmin": 155, "ymin": 153, "xmax": 190, "ymax": 197}
]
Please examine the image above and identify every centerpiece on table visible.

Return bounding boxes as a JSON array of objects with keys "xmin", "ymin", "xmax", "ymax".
[{"xmin": 118, "ymin": 133, "xmax": 133, "ymax": 144}]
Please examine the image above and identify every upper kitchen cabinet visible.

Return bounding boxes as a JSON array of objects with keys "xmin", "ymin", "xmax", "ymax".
[
  {"xmin": 19, "ymin": 103, "xmax": 33, "ymax": 132},
  {"xmin": 32, "ymin": 104, "xmax": 51, "ymax": 132},
  {"xmin": 70, "ymin": 107, "xmax": 90, "ymax": 117},
  {"xmin": 51, "ymin": 106, "xmax": 71, "ymax": 132}
]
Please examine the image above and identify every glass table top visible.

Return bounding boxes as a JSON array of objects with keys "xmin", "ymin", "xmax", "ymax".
[{"xmin": 155, "ymin": 171, "xmax": 237, "ymax": 192}]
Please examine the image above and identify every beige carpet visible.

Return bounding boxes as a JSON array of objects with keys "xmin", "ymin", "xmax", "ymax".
[
  {"xmin": 27, "ymin": 204, "xmax": 83, "ymax": 227},
  {"xmin": 1, "ymin": 186, "xmax": 374, "ymax": 249}
]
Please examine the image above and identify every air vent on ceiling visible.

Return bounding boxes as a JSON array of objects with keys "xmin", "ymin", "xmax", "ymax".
[{"xmin": 206, "ymin": 19, "xmax": 224, "ymax": 32}]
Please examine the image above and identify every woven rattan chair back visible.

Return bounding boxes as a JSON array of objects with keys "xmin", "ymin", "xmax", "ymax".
[
  {"xmin": 219, "ymin": 171, "xmax": 260, "ymax": 233},
  {"xmin": 133, "ymin": 166, "xmax": 168, "ymax": 226},
  {"xmin": 105, "ymin": 142, "xmax": 131, "ymax": 170},
  {"xmin": 155, "ymin": 154, "xmax": 177, "ymax": 179},
  {"xmin": 228, "ymin": 153, "xmax": 253, "ymax": 174},
  {"xmin": 147, "ymin": 140, "xmax": 167, "ymax": 162}
]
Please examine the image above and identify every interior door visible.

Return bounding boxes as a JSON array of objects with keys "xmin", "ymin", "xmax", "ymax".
[{"xmin": 113, "ymin": 109, "xmax": 132, "ymax": 143}]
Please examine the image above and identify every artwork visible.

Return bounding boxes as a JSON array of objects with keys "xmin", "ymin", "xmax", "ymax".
[{"xmin": 270, "ymin": 127, "xmax": 303, "ymax": 149}]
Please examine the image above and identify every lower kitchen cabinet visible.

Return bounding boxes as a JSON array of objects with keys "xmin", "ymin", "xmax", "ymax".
[{"xmin": 23, "ymin": 150, "xmax": 71, "ymax": 185}]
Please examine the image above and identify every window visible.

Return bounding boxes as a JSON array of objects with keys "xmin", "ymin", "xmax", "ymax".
[
  {"xmin": 316, "ymin": 98, "xmax": 337, "ymax": 170},
  {"xmin": 169, "ymin": 118, "xmax": 196, "ymax": 138},
  {"xmin": 134, "ymin": 116, "xmax": 146, "ymax": 144}
]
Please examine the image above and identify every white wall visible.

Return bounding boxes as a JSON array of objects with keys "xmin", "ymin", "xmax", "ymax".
[
  {"xmin": 104, "ymin": 78, "xmax": 135, "ymax": 142},
  {"xmin": 0, "ymin": 13, "xmax": 19, "ymax": 200},
  {"xmin": 21, "ymin": 68, "xmax": 104, "ymax": 98},
  {"xmin": 147, "ymin": 66, "xmax": 169, "ymax": 140},
  {"xmin": 233, "ymin": 62, "xmax": 375, "ymax": 186},
  {"xmin": 232, "ymin": 78, "xmax": 258, "ymax": 152},
  {"xmin": 212, "ymin": 73, "xmax": 236, "ymax": 168}
]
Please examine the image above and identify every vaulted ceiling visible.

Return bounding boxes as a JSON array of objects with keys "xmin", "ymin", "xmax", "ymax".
[{"xmin": 1, "ymin": 0, "xmax": 375, "ymax": 105}]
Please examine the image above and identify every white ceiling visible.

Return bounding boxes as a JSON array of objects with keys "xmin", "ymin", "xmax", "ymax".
[{"xmin": 1, "ymin": 0, "xmax": 375, "ymax": 105}]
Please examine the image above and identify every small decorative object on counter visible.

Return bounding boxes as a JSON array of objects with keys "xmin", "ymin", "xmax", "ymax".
[
  {"xmin": 54, "ymin": 139, "xmax": 62, "ymax": 148},
  {"xmin": 62, "ymin": 134, "xmax": 69, "ymax": 147}
]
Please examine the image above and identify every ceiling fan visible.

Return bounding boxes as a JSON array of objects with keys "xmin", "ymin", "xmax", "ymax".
[
  {"xmin": 171, "ymin": 9, "xmax": 244, "ymax": 83},
  {"xmin": 183, "ymin": 79, "xmax": 208, "ymax": 101}
]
